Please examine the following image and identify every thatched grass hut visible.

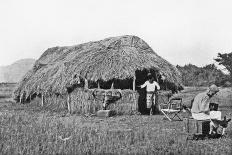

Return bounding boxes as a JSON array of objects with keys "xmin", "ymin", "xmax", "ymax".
[{"xmin": 14, "ymin": 35, "xmax": 182, "ymax": 114}]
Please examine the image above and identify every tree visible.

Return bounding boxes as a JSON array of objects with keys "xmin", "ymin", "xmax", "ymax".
[
  {"xmin": 215, "ymin": 52, "xmax": 232, "ymax": 76},
  {"xmin": 176, "ymin": 63, "xmax": 229, "ymax": 87}
]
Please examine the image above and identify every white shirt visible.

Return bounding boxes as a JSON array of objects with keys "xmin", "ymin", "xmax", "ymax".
[{"xmin": 141, "ymin": 81, "xmax": 160, "ymax": 92}]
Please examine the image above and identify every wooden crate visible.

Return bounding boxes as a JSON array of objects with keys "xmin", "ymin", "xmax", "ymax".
[
  {"xmin": 96, "ymin": 110, "xmax": 116, "ymax": 117},
  {"xmin": 183, "ymin": 118, "xmax": 210, "ymax": 135}
]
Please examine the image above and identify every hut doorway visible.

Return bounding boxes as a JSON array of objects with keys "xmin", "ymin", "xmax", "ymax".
[
  {"xmin": 135, "ymin": 69, "xmax": 149, "ymax": 114},
  {"xmin": 135, "ymin": 69, "xmax": 161, "ymax": 115}
]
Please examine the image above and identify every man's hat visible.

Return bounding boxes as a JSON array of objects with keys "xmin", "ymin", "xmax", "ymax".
[{"xmin": 209, "ymin": 84, "xmax": 219, "ymax": 93}]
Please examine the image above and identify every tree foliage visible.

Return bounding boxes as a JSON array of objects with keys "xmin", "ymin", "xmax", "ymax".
[
  {"xmin": 177, "ymin": 64, "xmax": 230, "ymax": 87},
  {"xmin": 214, "ymin": 52, "xmax": 232, "ymax": 76}
]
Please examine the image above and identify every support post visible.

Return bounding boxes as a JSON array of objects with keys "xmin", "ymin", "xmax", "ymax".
[
  {"xmin": 132, "ymin": 75, "xmax": 137, "ymax": 111},
  {"xmin": 111, "ymin": 82, "xmax": 114, "ymax": 89},
  {"xmin": 41, "ymin": 94, "xmax": 44, "ymax": 107},
  {"xmin": 84, "ymin": 78, "xmax": 88, "ymax": 89},
  {"xmin": 132, "ymin": 92, "xmax": 137, "ymax": 111},
  {"xmin": 98, "ymin": 81, "xmax": 100, "ymax": 89},
  {"xmin": 19, "ymin": 94, "xmax": 22, "ymax": 103},
  {"xmin": 133, "ymin": 75, "xmax": 136, "ymax": 91},
  {"xmin": 20, "ymin": 92, "xmax": 25, "ymax": 104},
  {"xmin": 67, "ymin": 94, "xmax": 71, "ymax": 113}
]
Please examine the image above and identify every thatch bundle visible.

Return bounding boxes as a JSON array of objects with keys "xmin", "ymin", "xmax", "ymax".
[{"xmin": 13, "ymin": 35, "xmax": 182, "ymax": 114}]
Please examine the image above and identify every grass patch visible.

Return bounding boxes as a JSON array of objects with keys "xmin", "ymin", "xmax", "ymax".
[{"xmin": 0, "ymin": 86, "xmax": 232, "ymax": 154}]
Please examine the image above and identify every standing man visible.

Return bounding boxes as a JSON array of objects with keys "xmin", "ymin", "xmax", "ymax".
[{"xmin": 140, "ymin": 73, "xmax": 160, "ymax": 115}]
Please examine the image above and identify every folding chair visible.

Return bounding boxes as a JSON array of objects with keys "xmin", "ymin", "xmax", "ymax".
[{"xmin": 160, "ymin": 97, "xmax": 183, "ymax": 121}]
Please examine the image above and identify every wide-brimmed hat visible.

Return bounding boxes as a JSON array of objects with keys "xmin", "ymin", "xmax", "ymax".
[{"xmin": 209, "ymin": 84, "xmax": 219, "ymax": 93}]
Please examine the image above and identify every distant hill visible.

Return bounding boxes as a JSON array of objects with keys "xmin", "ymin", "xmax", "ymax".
[
  {"xmin": 0, "ymin": 59, "xmax": 35, "ymax": 83},
  {"xmin": 176, "ymin": 64, "xmax": 231, "ymax": 87}
]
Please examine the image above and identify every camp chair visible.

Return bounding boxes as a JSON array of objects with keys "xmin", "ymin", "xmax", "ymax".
[{"xmin": 160, "ymin": 97, "xmax": 183, "ymax": 121}]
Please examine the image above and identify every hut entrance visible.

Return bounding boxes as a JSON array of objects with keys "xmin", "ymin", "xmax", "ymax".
[
  {"xmin": 135, "ymin": 69, "xmax": 149, "ymax": 114},
  {"xmin": 135, "ymin": 69, "xmax": 161, "ymax": 115}
]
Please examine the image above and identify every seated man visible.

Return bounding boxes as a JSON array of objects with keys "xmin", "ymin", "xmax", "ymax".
[{"xmin": 191, "ymin": 84, "xmax": 231, "ymax": 135}]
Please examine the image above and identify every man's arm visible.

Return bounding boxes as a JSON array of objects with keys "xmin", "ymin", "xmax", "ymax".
[
  {"xmin": 140, "ymin": 81, "xmax": 147, "ymax": 88},
  {"xmin": 155, "ymin": 82, "xmax": 160, "ymax": 90}
]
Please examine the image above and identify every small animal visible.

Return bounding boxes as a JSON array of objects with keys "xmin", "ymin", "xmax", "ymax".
[{"xmin": 209, "ymin": 116, "xmax": 231, "ymax": 136}]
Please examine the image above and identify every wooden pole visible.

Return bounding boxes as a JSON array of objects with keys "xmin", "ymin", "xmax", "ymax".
[
  {"xmin": 84, "ymin": 78, "xmax": 88, "ymax": 89},
  {"xmin": 67, "ymin": 94, "xmax": 71, "ymax": 113},
  {"xmin": 19, "ymin": 94, "xmax": 22, "ymax": 103},
  {"xmin": 132, "ymin": 75, "xmax": 137, "ymax": 111},
  {"xmin": 103, "ymin": 91, "xmax": 107, "ymax": 110},
  {"xmin": 21, "ymin": 93, "xmax": 24, "ymax": 104},
  {"xmin": 111, "ymin": 82, "xmax": 114, "ymax": 89},
  {"xmin": 41, "ymin": 94, "xmax": 44, "ymax": 107},
  {"xmin": 133, "ymin": 75, "xmax": 136, "ymax": 91},
  {"xmin": 98, "ymin": 81, "xmax": 100, "ymax": 89}
]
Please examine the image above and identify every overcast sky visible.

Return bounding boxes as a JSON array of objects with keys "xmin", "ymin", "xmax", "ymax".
[{"xmin": 0, "ymin": 0, "xmax": 232, "ymax": 67}]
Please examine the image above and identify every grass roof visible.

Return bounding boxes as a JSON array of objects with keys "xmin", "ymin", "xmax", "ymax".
[{"xmin": 14, "ymin": 35, "xmax": 182, "ymax": 98}]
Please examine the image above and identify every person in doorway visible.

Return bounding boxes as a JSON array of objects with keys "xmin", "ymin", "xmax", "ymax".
[
  {"xmin": 140, "ymin": 73, "xmax": 160, "ymax": 114},
  {"xmin": 191, "ymin": 84, "xmax": 231, "ymax": 136}
]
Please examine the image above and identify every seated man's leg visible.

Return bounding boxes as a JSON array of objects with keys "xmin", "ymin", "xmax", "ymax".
[
  {"xmin": 209, "ymin": 121, "xmax": 218, "ymax": 135},
  {"xmin": 192, "ymin": 113, "xmax": 210, "ymax": 120},
  {"xmin": 192, "ymin": 113, "xmax": 215, "ymax": 135},
  {"xmin": 209, "ymin": 111, "xmax": 221, "ymax": 133}
]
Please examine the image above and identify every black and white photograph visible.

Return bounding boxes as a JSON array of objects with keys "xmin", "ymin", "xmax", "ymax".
[{"xmin": 0, "ymin": 0, "xmax": 232, "ymax": 154}]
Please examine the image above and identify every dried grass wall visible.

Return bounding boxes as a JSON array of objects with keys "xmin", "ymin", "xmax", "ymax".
[
  {"xmin": 44, "ymin": 94, "xmax": 68, "ymax": 112},
  {"xmin": 28, "ymin": 94, "xmax": 68, "ymax": 113},
  {"xmin": 27, "ymin": 89, "xmax": 172, "ymax": 115},
  {"xmin": 69, "ymin": 88, "xmax": 138, "ymax": 115}
]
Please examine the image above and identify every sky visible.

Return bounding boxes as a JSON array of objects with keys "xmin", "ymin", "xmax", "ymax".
[{"xmin": 0, "ymin": 0, "xmax": 232, "ymax": 67}]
